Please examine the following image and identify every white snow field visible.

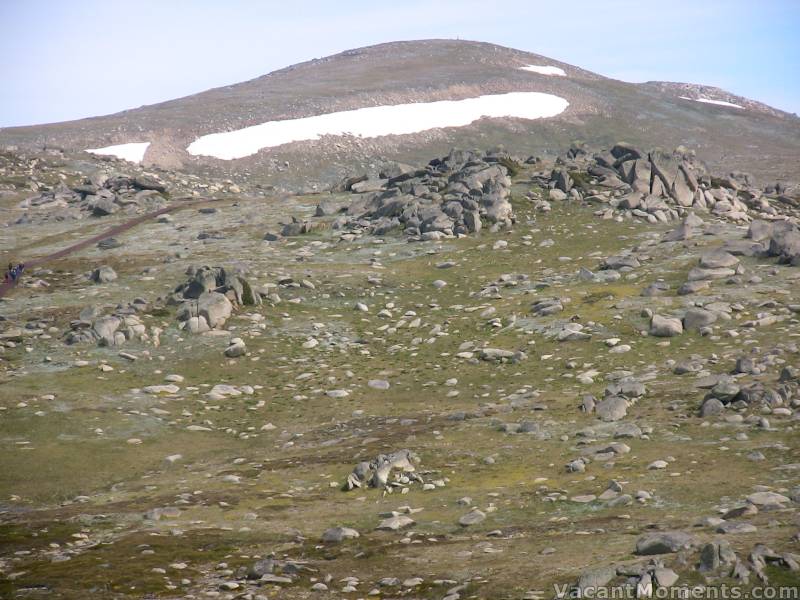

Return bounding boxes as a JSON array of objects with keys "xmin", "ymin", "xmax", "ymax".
[
  {"xmin": 86, "ymin": 142, "xmax": 151, "ymax": 162},
  {"xmin": 186, "ymin": 92, "xmax": 569, "ymax": 160},
  {"xmin": 679, "ymin": 96, "xmax": 744, "ymax": 109},
  {"xmin": 519, "ymin": 65, "xmax": 567, "ymax": 76}
]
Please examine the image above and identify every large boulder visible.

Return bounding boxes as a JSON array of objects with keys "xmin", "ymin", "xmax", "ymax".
[
  {"xmin": 553, "ymin": 169, "xmax": 573, "ymax": 193},
  {"xmin": 197, "ymin": 292, "xmax": 233, "ymax": 328},
  {"xmin": 683, "ymin": 308, "xmax": 717, "ymax": 331},
  {"xmin": 595, "ymin": 396, "xmax": 628, "ymax": 422},
  {"xmin": 183, "ymin": 267, "xmax": 219, "ymax": 299},
  {"xmin": 650, "ymin": 314, "xmax": 683, "ymax": 337},
  {"xmin": 91, "ymin": 265, "xmax": 117, "ymax": 284},
  {"xmin": 635, "ymin": 531, "xmax": 696, "ymax": 555},
  {"xmin": 92, "ymin": 316, "xmax": 121, "ymax": 344},
  {"xmin": 699, "ymin": 250, "xmax": 739, "ymax": 269},
  {"xmin": 91, "ymin": 196, "xmax": 119, "ymax": 216},
  {"xmin": 768, "ymin": 225, "xmax": 800, "ymax": 265}
]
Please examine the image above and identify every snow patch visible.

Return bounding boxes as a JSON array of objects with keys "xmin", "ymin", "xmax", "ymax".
[
  {"xmin": 86, "ymin": 142, "xmax": 150, "ymax": 163},
  {"xmin": 186, "ymin": 92, "xmax": 569, "ymax": 160},
  {"xmin": 679, "ymin": 96, "xmax": 744, "ymax": 109},
  {"xmin": 519, "ymin": 65, "xmax": 567, "ymax": 76}
]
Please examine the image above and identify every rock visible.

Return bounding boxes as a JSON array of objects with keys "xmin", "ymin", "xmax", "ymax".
[
  {"xmin": 322, "ymin": 527, "xmax": 360, "ymax": 543},
  {"xmin": 710, "ymin": 378, "xmax": 740, "ymax": 402},
  {"xmin": 531, "ymin": 297, "xmax": 565, "ymax": 316},
  {"xmin": 344, "ymin": 450, "xmax": 420, "ymax": 491},
  {"xmin": 576, "ymin": 566, "xmax": 616, "ymax": 592},
  {"xmin": 767, "ymin": 224, "xmax": 800, "ymax": 264},
  {"xmin": 683, "ymin": 308, "xmax": 717, "ymax": 331},
  {"xmin": 91, "ymin": 265, "xmax": 117, "ymax": 284},
  {"xmin": 198, "ymin": 292, "xmax": 233, "ymax": 328},
  {"xmin": 92, "ymin": 197, "xmax": 118, "ymax": 216},
  {"xmin": 779, "ymin": 366, "xmax": 799, "ymax": 382},
  {"xmin": 379, "ymin": 161, "xmax": 415, "ymax": 180},
  {"xmin": 650, "ymin": 315, "xmax": 683, "ymax": 337},
  {"xmin": 143, "ymin": 384, "xmax": 180, "ymax": 395},
  {"xmin": 601, "ymin": 254, "xmax": 640, "ymax": 270},
  {"xmin": 747, "ymin": 220, "xmax": 774, "ymax": 242},
  {"xmin": 224, "ymin": 338, "xmax": 247, "ymax": 358},
  {"xmin": 367, "ymin": 379, "xmax": 390, "ymax": 390},
  {"xmin": 260, "ymin": 574, "xmax": 293, "ymax": 584},
  {"xmin": 133, "ymin": 175, "xmax": 166, "ymax": 192},
  {"xmin": 635, "ymin": 531, "xmax": 696, "ymax": 555},
  {"xmin": 699, "ymin": 540, "xmax": 737, "ymax": 572},
  {"xmin": 185, "ymin": 316, "xmax": 210, "ymax": 333},
  {"xmin": 700, "ymin": 398, "xmax": 725, "ymax": 417},
  {"xmin": 458, "ymin": 509, "xmax": 486, "ymax": 527},
  {"xmin": 553, "ymin": 169, "xmax": 573, "ymax": 193},
  {"xmin": 699, "ymin": 250, "xmax": 740, "ymax": 269},
  {"xmin": 595, "ymin": 396, "xmax": 628, "ymax": 422},
  {"xmin": 376, "ymin": 515, "xmax": 415, "ymax": 531},
  {"xmin": 687, "ymin": 267, "xmax": 736, "ymax": 281},
  {"xmin": 97, "ymin": 237, "xmax": 122, "ymax": 250},
  {"xmin": 716, "ymin": 522, "xmax": 757, "ymax": 535},
  {"xmin": 479, "ymin": 348, "xmax": 526, "ymax": 363},
  {"xmin": 315, "ymin": 199, "xmax": 345, "ymax": 216},
  {"xmin": 746, "ymin": 491, "xmax": 790, "ymax": 507}
]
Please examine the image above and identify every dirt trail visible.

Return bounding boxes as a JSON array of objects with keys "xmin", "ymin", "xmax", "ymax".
[{"xmin": 0, "ymin": 198, "xmax": 210, "ymax": 299}]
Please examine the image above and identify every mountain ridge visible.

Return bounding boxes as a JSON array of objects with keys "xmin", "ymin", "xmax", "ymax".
[{"xmin": 1, "ymin": 39, "xmax": 798, "ymax": 188}]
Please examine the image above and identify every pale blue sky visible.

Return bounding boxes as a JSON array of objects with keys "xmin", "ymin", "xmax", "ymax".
[{"xmin": 1, "ymin": 0, "xmax": 798, "ymax": 127}]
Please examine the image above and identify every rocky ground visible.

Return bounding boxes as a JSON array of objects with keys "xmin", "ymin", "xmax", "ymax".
[{"xmin": 1, "ymin": 144, "xmax": 799, "ymax": 599}]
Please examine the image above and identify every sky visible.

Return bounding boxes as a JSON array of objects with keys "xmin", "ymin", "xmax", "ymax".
[{"xmin": 0, "ymin": 0, "xmax": 798, "ymax": 127}]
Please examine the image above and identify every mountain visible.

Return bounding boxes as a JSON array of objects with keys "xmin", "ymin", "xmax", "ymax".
[
  {"xmin": 2, "ymin": 39, "xmax": 799, "ymax": 190},
  {"xmin": 3, "ymin": 38, "xmax": 800, "ymax": 599}
]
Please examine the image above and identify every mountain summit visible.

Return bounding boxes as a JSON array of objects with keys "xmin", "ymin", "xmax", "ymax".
[{"xmin": 2, "ymin": 39, "xmax": 798, "ymax": 187}]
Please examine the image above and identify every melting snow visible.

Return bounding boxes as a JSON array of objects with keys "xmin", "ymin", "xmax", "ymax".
[
  {"xmin": 679, "ymin": 96, "xmax": 744, "ymax": 109},
  {"xmin": 86, "ymin": 142, "xmax": 150, "ymax": 163},
  {"xmin": 519, "ymin": 65, "xmax": 567, "ymax": 76},
  {"xmin": 186, "ymin": 92, "xmax": 569, "ymax": 160}
]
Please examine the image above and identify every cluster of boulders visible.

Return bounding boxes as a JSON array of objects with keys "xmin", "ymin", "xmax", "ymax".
[
  {"xmin": 318, "ymin": 149, "xmax": 515, "ymax": 240},
  {"xmin": 542, "ymin": 143, "xmax": 795, "ymax": 223},
  {"xmin": 664, "ymin": 217, "xmax": 800, "ymax": 268},
  {"xmin": 699, "ymin": 365, "xmax": 798, "ymax": 418},
  {"xmin": 64, "ymin": 300, "xmax": 154, "ymax": 347},
  {"xmin": 575, "ymin": 533, "xmax": 800, "ymax": 595},
  {"xmin": 344, "ymin": 449, "xmax": 422, "ymax": 491},
  {"xmin": 581, "ymin": 378, "xmax": 647, "ymax": 422},
  {"xmin": 18, "ymin": 170, "xmax": 168, "ymax": 218},
  {"xmin": 746, "ymin": 219, "xmax": 800, "ymax": 265},
  {"xmin": 169, "ymin": 266, "xmax": 261, "ymax": 334},
  {"xmin": 575, "ymin": 559, "xmax": 680, "ymax": 597}
]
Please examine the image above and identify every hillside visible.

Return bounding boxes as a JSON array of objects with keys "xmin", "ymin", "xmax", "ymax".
[{"xmin": 1, "ymin": 38, "xmax": 800, "ymax": 598}]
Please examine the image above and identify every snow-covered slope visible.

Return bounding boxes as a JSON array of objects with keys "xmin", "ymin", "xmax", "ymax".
[
  {"xmin": 86, "ymin": 142, "xmax": 150, "ymax": 163},
  {"xmin": 187, "ymin": 92, "xmax": 568, "ymax": 160}
]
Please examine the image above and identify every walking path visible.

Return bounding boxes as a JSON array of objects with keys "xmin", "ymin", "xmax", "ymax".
[{"xmin": 0, "ymin": 198, "xmax": 209, "ymax": 299}]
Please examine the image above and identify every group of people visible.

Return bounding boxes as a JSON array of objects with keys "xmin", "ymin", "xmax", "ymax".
[{"xmin": 3, "ymin": 262, "xmax": 24, "ymax": 284}]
